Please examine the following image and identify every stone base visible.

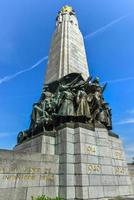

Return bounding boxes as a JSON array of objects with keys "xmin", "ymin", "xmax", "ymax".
[
  {"xmin": 0, "ymin": 124, "xmax": 133, "ymax": 199},
  {"xmin": 14, "ymin": 131, "xmax": 56, "ymax": 155}
]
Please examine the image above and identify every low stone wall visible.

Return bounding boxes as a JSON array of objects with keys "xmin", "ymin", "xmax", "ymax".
[{"xmin": 0, "ymin": 150, "xmax": 59, "ymax": 200}]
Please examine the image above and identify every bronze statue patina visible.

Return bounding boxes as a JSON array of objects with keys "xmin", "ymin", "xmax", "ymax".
[
  {"xmin": 17, "ymin": 73, "xmax": 112, "ymax": 144},
  {"xmin": 58, "ymin": 88, "xmax": 75, "ymax": 117},
  {"xmin": 76, "ymin": 88, "xmax": 91, "ymax": 122}
]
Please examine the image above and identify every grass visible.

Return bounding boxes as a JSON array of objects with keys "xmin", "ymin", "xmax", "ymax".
[{"xmin": 31, "ymin": 195, "xmax": 63, "ymax": 200}]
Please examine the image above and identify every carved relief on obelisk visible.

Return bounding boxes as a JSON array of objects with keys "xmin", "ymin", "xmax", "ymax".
[{"xmin": 45, "ymin": 6, "xmax": 89, "ymax": 84}]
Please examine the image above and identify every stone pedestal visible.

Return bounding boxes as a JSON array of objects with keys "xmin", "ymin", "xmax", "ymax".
[
  {"xmin": 55, "ymin": 124, "xmax": 133, "ymax": 199},
  {"xmin": 0, "ymin": 124, "xmax": 133, "ymax": 200}
]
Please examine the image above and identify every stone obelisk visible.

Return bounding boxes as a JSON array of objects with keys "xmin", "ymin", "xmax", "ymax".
[{"xmin": 45, "ymin": 6, "xmax": 89, "ymax": 84}]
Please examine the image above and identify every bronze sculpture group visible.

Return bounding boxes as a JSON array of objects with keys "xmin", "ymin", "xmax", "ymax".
[{"xmin": 17, "ymin": 73, "xmax": 112, "ymax": 144}]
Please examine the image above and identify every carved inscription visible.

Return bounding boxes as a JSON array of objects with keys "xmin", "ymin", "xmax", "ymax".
[
  {"xmin": 114, "ymin": 167, "xmax": 126, "ymax": 175},
  {"xmin": 86, "ymin": 145, "xmax": 97, "ymax": 155},
  {"xmin": 115, "ymin": 151, "xmax": 123, "ymax": 160},
  {"xmin": 1, "ymin": 167, "xmax": 54, "ymax": 181},
  {"xmin": 3, "ymin": 175, "xmax": 35, "ymax": 180},
  {"xmin": 3, "ymin": 174, "xmax": 54, "ymax": 181},
  {"xmin": 129, "ymin": 172, "xmax": 134, "ymax": 177},
  {"xmin": 0, "ymin": 167, "xmax": 51, "ymax": 174},
  {"xmin": 30, "ymin": 168, "xmax": 41, "ymax": 173},
  {"xmin": 40, "ymin": 175, "xmax": 54, "ymax": 181},
  {"xmin": 87, "ymin": 164, "xmax": 101, "ymax": 174}
]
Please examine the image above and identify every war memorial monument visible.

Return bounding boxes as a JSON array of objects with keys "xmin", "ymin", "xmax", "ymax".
[{"xmin": 0, "ymin": 6, "xmax": 134, "ymax": 200}]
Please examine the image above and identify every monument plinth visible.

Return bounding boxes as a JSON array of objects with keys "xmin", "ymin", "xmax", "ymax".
[{"xmin": 0, "ymin": 5, "xmax": 133, "ymax": 200}]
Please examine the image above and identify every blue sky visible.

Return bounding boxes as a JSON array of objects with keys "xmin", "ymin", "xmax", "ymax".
[{"xmin": 0, "ymin": 0, "xmax": 134, "ymax": 161}]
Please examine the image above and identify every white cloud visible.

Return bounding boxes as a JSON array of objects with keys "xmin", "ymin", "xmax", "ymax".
[
  {"xmin": 0, "ymin": 132, "xmax": 15, "ymax": 138},
  {"xmin": 0, "ymin": 56, "xmax": 48, "ymax": 85},
  {"xmin": 84, "ymin": 11, "xmax": 134, "ymax": 39},
  {"xmin": 100, "ymin": 77, "xmax": 134, "ymax": 85},
  {"xmin": 106, "ymin": 77, "xmax": 134, "ymax": 84},
  {"xmin": 115, "ymin": 118, "xmax": 134, "ymax": 125},
  {"xmin": 84, "ymin": 11, "xmax": 134, "ymax": 86}
]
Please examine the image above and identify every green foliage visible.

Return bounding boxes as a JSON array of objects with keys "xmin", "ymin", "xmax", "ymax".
[
  {"xmin": 112, "ymin": 196, "xmax": 125, "ymax": 200},
  {"xmin": 31, "ymin": 195, "xmax": 63, "ymax": 200}
]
